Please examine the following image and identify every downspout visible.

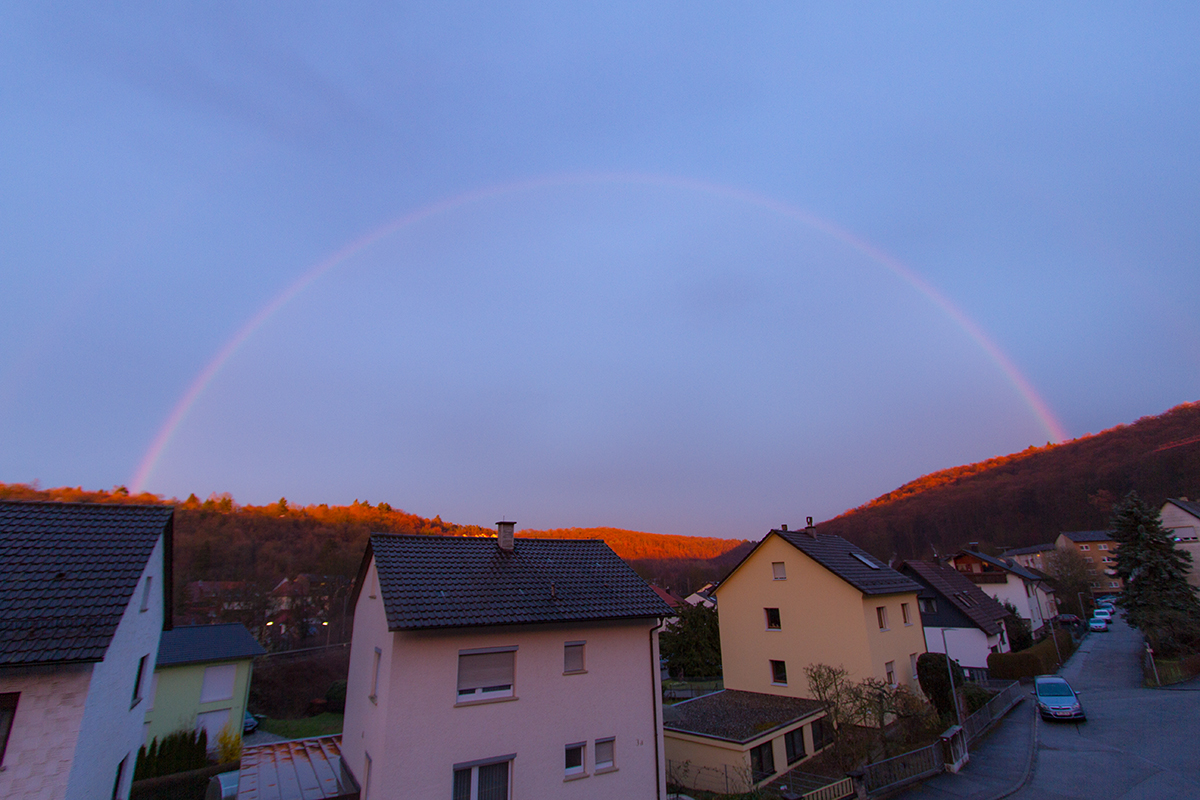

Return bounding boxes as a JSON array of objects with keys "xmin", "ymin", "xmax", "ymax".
[{"xmin": 650, "ymin": 617, "xmax": 667, "ymax": 800}]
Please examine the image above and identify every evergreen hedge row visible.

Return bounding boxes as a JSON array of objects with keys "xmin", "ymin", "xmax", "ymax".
[{"xmin": 987, "ymin": 630, "xmax": 1075, "ymax": 680}]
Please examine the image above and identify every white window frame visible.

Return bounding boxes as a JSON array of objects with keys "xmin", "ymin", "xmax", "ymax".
[
  {"xmin": 910, "ymin": 653, "xmax": 919, "ymax": 681},
  {"xmin": 370, "ymin": 647, "xmax": 381, "ymax": 703},
  {"xmin": 885, "ymin": 660, "xmax": 896, "ymax": 687},
  {"xmin": 876, "ymin": 606, "xmax": 889, "ymax": 631},
  {"xmin": 132, "ymin": 655, "xmax": 147, "ymax": 707},
  {"xmin": 140, "ymin": 576, "xmax": 153, "ymax": 612},
  {"xmin": 565, "ymin": 742, "xmax": 586, "ymax": 778},
  {"xmin": 564, "ymin": 641, "xmax": 586, "ymax": 674},
  {"xmin": 765, "ymin": 607, "xmax": 781, "ymax": 630},
  {"xmin": 770, "ymin": 659, "xmax": 788, "ymax": 685},
  {"xmin": 457, "ymin": 647, "xmax": 516, "ymax": 702},
  {"xmin": 901, "ymin": 603, "xmax": 911, "ymax": 625},
  {"xmin": 594, "ymin": 738, "xmax": 615, "ymax": 771},
  {"xmin": 453, "ymin": 756, "xmax": 514, "ymax": 800},
  {"xmin": 772, "ymin": 562, "xmax": 786, "ymax": 580}
]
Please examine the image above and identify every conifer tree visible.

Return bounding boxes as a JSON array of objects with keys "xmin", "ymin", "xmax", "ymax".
[{"xmin": 1111, "ymin": 491, "xmax": 1200, "ymax": 655}]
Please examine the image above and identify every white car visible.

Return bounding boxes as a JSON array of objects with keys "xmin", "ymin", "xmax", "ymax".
[
  {"xmin": 1089, "ymin": 617, "xmax": 1108, "ymax": 632},
  {"xmin": 1092, "ymin": 608, "xmax": 1113, "ymax": 622}
]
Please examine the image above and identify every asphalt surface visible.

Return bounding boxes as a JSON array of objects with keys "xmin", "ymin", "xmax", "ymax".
[{"xmin": 895, "ymin": 618, "xmax": 1200, "ymax": 800}]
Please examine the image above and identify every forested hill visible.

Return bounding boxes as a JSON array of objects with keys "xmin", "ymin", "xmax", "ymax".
[
  {"xmin": 818, "ymin": 401, "xmax": 1200, "ymax": 560},
  {"xmin": 0, "ymin": 484, "xmax": 747, "ymax": 593}
]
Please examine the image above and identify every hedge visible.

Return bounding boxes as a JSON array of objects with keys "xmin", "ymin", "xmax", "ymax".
[{"xmin": 987, "ymin": 630, "xmax": 1075, "ymax": 680}]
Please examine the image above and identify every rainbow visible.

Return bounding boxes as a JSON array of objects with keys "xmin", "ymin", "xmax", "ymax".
[{"xmin": 129, "ymin": 172, "xmax": 1068, "ymax": 493}]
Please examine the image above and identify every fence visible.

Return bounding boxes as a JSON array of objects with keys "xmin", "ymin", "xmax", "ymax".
[
  {"xmin": 962, "ymin": 680, "xmax": 1022, "ymax": 744},
  {"xmin": 662, "ymin": 678, "xmax": 723, "ymax": 702},
  {"xmin": 668, "ymin": 760, "xmax": 854, "ymax": 799}
]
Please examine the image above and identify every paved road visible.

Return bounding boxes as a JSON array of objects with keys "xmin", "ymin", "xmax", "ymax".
[{"xmin": 1013, "ymin": 617, "xmax": 1200, "ymax": 799}]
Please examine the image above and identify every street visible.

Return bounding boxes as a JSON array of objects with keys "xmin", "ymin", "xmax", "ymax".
[{"xmin": 1014, "ymin": 617, "xmax": 1200, "ymax": 799}]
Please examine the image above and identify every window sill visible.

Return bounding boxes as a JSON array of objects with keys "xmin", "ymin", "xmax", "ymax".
[
  {"xmin": 595, "ymin": 766, "xmax": 618, "ymax": 775},
  {"xmin": 563, "ymin": 669, "xmax": 587, "ymax": 676},
  {"xmin": 130, "ymin": 698, "xmax": 143, "ymax": 710},
  {"xmin": 878, "ymin": 628, "xmax": 890, "ymax": 632},
  {"xmin": 766, "ymin": 628, "xmax": 781, "ymax": 632},
  {"xmin": 771, "ymin": 682, "xmax": 788, "ymax": 687},
  {"xmin": 903, "ymin": 622, "xmax": 913, "ymax": 627},
  {"xmin": 455, "ymin": 695, "xmax": 518, "ymax": 708},
  {"xmin": 564, "ymin": 772, "xmax": 589, "ymax": 782},
  {"xmin": 368, "ymin": 695, "xmax": 377, "ymax": 705}
]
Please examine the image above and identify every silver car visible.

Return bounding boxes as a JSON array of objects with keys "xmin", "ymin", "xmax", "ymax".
[{"xmin": 1033, "ymin": 675, "xmax": 1085, "ymax": 721}]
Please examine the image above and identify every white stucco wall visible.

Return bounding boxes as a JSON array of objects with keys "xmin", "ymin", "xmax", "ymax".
[
  {"xmin": 65, "ymin": 533, "xmax": 166, "ymax": 800},
  {"xmin": 344, "ymin": 559, "xmax": 666, "ymax": 800},
  {"xmin": 984, "ymin": 578, "xmax": 1045, "ymax": 630},
  {"xmin": 0, "ymin": 664, "xmax": 93, "ymax": 800},
  {"xmin": 923, "ymin": 626, "xmax": 1001, "ymax": 671}
]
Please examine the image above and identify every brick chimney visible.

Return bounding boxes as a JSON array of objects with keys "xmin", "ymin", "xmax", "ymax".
[{"xmin": 497, "ymin": 520, "xmax": 515, "ymax": 552}]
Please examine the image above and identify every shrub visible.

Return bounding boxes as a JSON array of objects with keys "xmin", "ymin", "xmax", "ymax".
[
  {"xmin": 962, "ymin": 683, "xmax": 993, "ymax": 714},
  {"xmin": 134, "ymin": 728, "xmax": 208, "ymax": 780},
  {"xmin": 988, "ymin": 630, "xmax": 1076, "ymax": 680},
  {"xmin": 325, "ymin": 679, "xmax": 347, "ymax": 713},
  {"xmin": 215, "ymin": 719, "xmax": 241, "ymax": 764},
  {"xmin": 916, "ymin": 653, "xmax": 964, "ymax": 719}
]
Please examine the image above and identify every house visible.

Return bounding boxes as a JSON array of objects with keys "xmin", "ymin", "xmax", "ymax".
[
  {"xmin": 341, "ymin": 522, "xmax": 673, "ymax": 800},
  {"xmin": 663, "ymin": 690, "xmax": 831, "ymax": 794},
  {"xmin": 683, "ymin": 583, "xmax": 717, "ymax": 609},
  {"xmin": 0, "ymin": 501, "xmax": 173, "ymax": 800},
  {"xmin": 1161, "ymin": 499, "xmax": 1200, "ymax": 588},
  {"xmin": 1001, "ymin": 543, "xmax": 1056, "ymax": 572},
  {"xmin": 898, "ymin": 561, "xmax": 1010, "ymax": 681},
  {"xmin": 1056, "ymin": 531, "xmax": 1123, "ymax": 595},
  {"xmin": 649, "ymin": 585, "xmax": 686, "ymax": 610},
  {"xmin": 945, "ymin": 549, "xmax": 1057, "ymax": 635},
  {"xmin": 715, "ymin": 525, "xmax": 927, "ymax": 699},
  {"xmin": 142, "ymin": 623, "xmax": 265, "ymax": 748}
]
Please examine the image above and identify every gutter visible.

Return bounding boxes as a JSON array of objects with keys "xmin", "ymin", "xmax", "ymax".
[{"xmin": 651, "ymin": 617, "xmax": 667, "ymax": 800}]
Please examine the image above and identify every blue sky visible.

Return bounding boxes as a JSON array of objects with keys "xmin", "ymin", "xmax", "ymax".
[{"xmin": 2, "ymin": 3, "xmax": 1197, "ymax": 537}]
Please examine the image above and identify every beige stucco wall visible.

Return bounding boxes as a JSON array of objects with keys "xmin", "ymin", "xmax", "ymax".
[
  {"xmin": 717, "ymin": 534, "xmax": 924, "ymax": 696},
  {"xmin": 0, "ymin": 664, "xmax": 92, "ymax": 800},
  {"xmin": 343, "ymin": 558, "xmax": 666, "ymax": 800},
  {"xmin": 143, "ymin": 658, "xmax": 254, "ymax": 746},
  {"xmin": 1161, "ymin": 503, "xmax": 1200, "ymax": 588},
  {"xmin": 664, "ymin": 714, "xmax": 824, "ymax": 794},
  {"xmin": 1055, "ymin": 535, "xmax": 1123, "ymax": 593}
]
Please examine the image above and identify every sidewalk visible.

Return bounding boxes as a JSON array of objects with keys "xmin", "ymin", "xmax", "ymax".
[{"xmin": 891, "ymin": 636, "xmax": 1090, "ymax": 800}]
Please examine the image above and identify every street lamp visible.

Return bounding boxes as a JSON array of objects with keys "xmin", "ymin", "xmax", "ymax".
[
  {"xmin": 323, "ymin": 620, "xmax": 331, "ymax": 647},
  {"xmin": 940, "ymin": 628, "xmax": 964, "ymax": 729}
]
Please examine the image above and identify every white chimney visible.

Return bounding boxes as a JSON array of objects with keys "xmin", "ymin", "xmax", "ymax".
[{"xmin": 497, "ymin": 520, "xmax": 515, "ymax": 552}]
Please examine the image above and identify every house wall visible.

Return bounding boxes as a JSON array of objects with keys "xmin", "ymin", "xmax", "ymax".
[
  {"xmin": 343, "ymin": 558, "xmax": 666, "ymax": 800},
  {"xmin": 922, "ymin": 626, "xmax": 1001, "ymax": 672},
  {"xmin": 0, "ymin": 663, "xmax": 93, "ymax": 800},
  {"xmin": 143, "ymin": 658, "xmax": 254, "ymax": 746},
  {"xmin": 861, "ymin": 593, "xmax": 927, "ymax": 687},
  {"xmin": 66, "ymin": 533, "xmax": 166, "ymax": 800},
  {"xmin": 1055, "ymin": 535, "xmax": 1123, "ymax": 594},
  {"xmin": 664, "ymin": 715, "xmax": 824, "ymax": 794},
  {"xmin": 718, "ymin": 535, "xmax": 869, "ymax": 696},
  {"xmin": 1161, "ymin": 503, "xmax": 1200, "ymax": 588}
]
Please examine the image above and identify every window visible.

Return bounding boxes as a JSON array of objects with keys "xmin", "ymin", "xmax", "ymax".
[
  {"xmin": 765, "ymin": 608, "xmax": 781, "ymax": 630},
  {"xmin": 784, "ymin": 727, "xmax": 806, "ymax": 764},
  {"xmin": 750, "ymin": 740, "xmax": 775, "ymax": 781},
  {"xmin": 910, "ymin": 653, "xmax": 919, "ymax": 680},
  {"xmin": 772, "ymin": 562, "xmax": 786, "ymax": 580},
  {"xmin": 0, "ymin": 693, "xmax": 17, "ymax": 767},
  {"xmin": 112, "ymin": 755, "xmax": 127, "ymax": 800},
  {"xmin": 132, "ymin": 655, "xmax": 147, "ymax": 706},
  {"xmin": 363, "ymin": 752, "xmax": 372, "ymax": 800},
  {"xmin": 876, "ymin": 606, "xmax": 889, "ymax": 630},
  {"xmin": 565, "ymin": 742, "xmax": 585, "ymax": 777},
  {"xmin": 852, "ymin": 552, "xmax": 881, "ymax": 569},
  {"xmin": 200, "ymin": 664, "xmax": 237, "ymax": 703},
  {"xmin": 919, "ymin": 598, "xmax": 937, "ymax": 614},
  {"xmin": 1110, "ymin": 582, "xmax": 1119, "ymax": 588},
  {"xmin": 885, "ymin": 661, "xmax": 896, "ymax": 687},
  {"xmin": 770, "ymin": 660, "xmax": 788, "ymax": 685},
  {"xmin": 370, "ymin": 647, "xmax": 381, "ymax": 701},
  {"xmin": 197, "ymin": 709, "xmax": 231, "ymax": 742},
  {"xmin": 1080, "ymin": 545, "xmax": 1090, "ymax": 551},
  {"xmin": 595, "ymin": 738, "xmax": 615, "ymax": 771},
  {"xmin": 457, "ymin": 648, "xmax": 516, "ymax": 701},
  {"xmin": 140, "ymin": 576, "xmax": 153, "ymax": 612},
  {"xmin": 453, "ymin": 758, "xmax": 511, "ymax": 800},
  {"xmin": 564, "ymin": 642, "xmax": 585, "ymax": 674},
  {"xmin": 812, "ymin": 716, "xmax": 835, "ymax": 750},
  {"xmin": 1098, "ymin": 544, "xmax": 1108, "ymax": 550},
  {"xmin": 901, "ymin": 603, "xmax": 911, "ymax": 625}
]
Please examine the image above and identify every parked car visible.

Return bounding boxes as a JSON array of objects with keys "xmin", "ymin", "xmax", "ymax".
[
  {"xmin": 243, "ymin": 711, "xmax": 259, "ymax": 734},
  {"xmin": 1093, "ymin": 608, "xmax": 1113, "ymax": 622},
  {"xmin": 1089, "ymin": 617, "xmax": 1108, "ymax": 632},
  {"xmin": 1053, "ymin": 614, "xmax": 1081, "ymax": 626},
  {"xmin": 1033, "ymin": 675, "xmax": 1086, "ymax": 721}
]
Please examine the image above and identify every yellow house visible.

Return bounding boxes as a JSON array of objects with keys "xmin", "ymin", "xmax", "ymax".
[{"xmin": 716, "ymin": 526, "xmax": 927, "ymax": 698}]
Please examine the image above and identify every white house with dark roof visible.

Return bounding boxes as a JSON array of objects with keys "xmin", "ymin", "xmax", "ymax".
[
  {"xmin": 342, "ymin": 521, "xmax": 673, "ymax": 800},
  {"xmin": 946, "ymin": 549, "xmax": 1057, "ymax": 634},
  {"xmin": 898, "ymin": 561, "xmax": 1010, "ymax": 681},
  {"xmin": 1161, "ymin": 499, "xmax": 1200, "ymax": 588},
  {"xmin": 0, "ymin": 501, "xmax": 173, "ymax": 800}
]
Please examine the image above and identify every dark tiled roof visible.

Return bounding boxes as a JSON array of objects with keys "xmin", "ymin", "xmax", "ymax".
[
  {"xmin": 663, "ymin": 690, "xmax": 826, "ymax": 744},
  {"xmin": 774, "ymin": 530, "xmax": 922, "ymax": 596},
  {"xmin": 1059, "ymin": 530, "xmax": 1115, "ymax": 543},
  {"xmin": 367, "ymin": 534, "xmax": 674, "ymax": 630},
  {"xmin": 157, "ymin": 623, "xmax": 265, "ymax": 667},
  {"xmin": 1002, "ymin": 543, "xmax": 1055, "ymax": 557},
  {"xmin": 1167, "ymin": 499, "xmax": 1200, "ymax": 519},
  {"xmin": 899, "ymin": 561, "xmax": 1010, "ymax": 636},
  {"xmin": 0, "ymin": 501, "xmax": 173, "ymax": 665}
]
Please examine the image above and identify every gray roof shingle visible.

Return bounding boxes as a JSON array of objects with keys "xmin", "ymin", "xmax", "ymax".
[
  {"xmin": 1167, "ymin": 498, "xmax": 1200, "ymax": 520},
  {"xmin": 0, "ymin": 501, "xmax": 173, "ymax": 665},
  {"xmin": 1059, "ymin": 530, "xmax": 1115, "ymax": 543},
  {"xmin": 773, "ymin": 530, "xmax": 922, "ymax": 596},
  {"xmin": 366, "ymin": 534, "xmax": 674, "ymax": 630},
  {"xmin": 663, "ymin": 689, "xmax": 826, "ymax": 743},
  {"xmin": 156, "ymin": 623, "xmax": 265, "ymax": 667},
  {"xmin": 1001, "ymin": 543, "xmax": 1056, "ymax": 557},
  {"xmin": 899, "ymin": 561, "xmax": 1010, "ymax": 636}
]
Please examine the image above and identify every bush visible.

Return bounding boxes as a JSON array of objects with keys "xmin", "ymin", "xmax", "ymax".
[
  {"xmin": 134, "ymin": 728, "xmax": 209, "ymax": 781},
  {"xmin": 249, "ymin": 647, "xmax": 349, "ymax": 718},
  {"xmin": 988, "ymin": 630, "xmax": 1076, "ymax": 680},
  {"xmin": 325, "ymin": 679, "xmax": 347, "ymax": 713},
  {"xmin": 962, "ymin": 683, "xmax": 993, "ymax": 714},
  {"xmin": 917, "ymin": 653, "xmax": 964, "ymax": 719}
]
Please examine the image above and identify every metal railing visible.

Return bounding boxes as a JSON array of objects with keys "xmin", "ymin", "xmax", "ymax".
[
  {"xmin": 962, "ymin": 680, "xmax": 1022, "ymax": 744},
  {"xmin": 860, "ymin": 741, "xmax": 944, "ymax": 795}
]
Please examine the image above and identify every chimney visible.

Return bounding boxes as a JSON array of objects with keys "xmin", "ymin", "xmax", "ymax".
[
  {"xmin": 781, "ymin": 524, "xmax": 787, "ymax": 531},
  {"xmin": 497, "ymin": 520, "xmax": 515, "ymax": 552},
  {"xmin": 806, "ymin": 516, "xmax": 816, "ymax": 538}
]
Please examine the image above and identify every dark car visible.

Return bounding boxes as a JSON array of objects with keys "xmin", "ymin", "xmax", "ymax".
[
  {"xmin": 243, "ymin": 711, "xmax": 259, "ymax": 734},
  {"xmin": 1033, "ymin": 675, "xmax": 1085, "ymax": 721},
  {"xmin": 1053, "ymin": 614, "xmax": 1081, "ymax": 626}
]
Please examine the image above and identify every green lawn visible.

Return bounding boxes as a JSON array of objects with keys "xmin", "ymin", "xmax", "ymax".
[{"xmin": 257, "ymin": 713, "xmax": 344, "ymax": 739}]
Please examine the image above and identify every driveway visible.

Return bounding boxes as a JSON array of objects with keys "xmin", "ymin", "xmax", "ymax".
[{"xmin": 1013, "ymin": 617, "xmax": 1200, "ymax": 799}]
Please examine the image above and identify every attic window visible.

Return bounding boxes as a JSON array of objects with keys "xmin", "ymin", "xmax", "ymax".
[{"xmin": 852, "ymin": 553, "xmax": 881, "ymax": 570}]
